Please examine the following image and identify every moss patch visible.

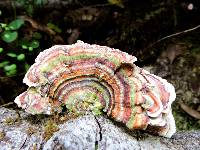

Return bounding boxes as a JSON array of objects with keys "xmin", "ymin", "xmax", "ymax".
[{"xmin": 43, "ymin": 119, "xmax": 59, "ymax": 141}]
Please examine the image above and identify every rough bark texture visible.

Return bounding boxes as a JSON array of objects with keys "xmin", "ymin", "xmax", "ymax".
[{"xmin": 0, "ymin": 107, "xmax": 200, "ymax": 150}]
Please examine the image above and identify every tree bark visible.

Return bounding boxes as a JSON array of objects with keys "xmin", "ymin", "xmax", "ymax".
[{"xmin": 0, "ymin": 107, "xmax": 200, "ymax": 150}]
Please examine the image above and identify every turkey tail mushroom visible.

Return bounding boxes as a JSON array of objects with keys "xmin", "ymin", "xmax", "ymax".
[{"xmin": 14, "ymin": 41, "xmax": 176, "ymax": 138}]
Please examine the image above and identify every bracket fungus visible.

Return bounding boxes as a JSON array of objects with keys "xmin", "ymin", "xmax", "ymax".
[{"xmin": 15, "ymin": 41, "xmax": 176, "ymax": 138}]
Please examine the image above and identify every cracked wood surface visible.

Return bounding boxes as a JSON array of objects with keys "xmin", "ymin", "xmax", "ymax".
[{"xmin": 0, "ymin": 107, "xmax": 200, "ymax": 150}]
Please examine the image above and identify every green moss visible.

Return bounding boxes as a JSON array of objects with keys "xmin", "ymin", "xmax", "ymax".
[
  {"xmin": 0, "ymin": 131, "xmax": 5, "ymax": 140},
  {"xmin": 172, "ymin": 104, "xmax": 200, "ymax": 131},
  {"xmin": 3, "ymin": 117, "xmax": 15, "ymax": 125},
  {"xmin": 43, "ymin": 119, "xmax": 59, "ymax": 141},
  {"xmin": 64, "ymin": 89, "xmax": 104, "ymax": 116},
  {"xmin": 26, "ymin": 127, "xmax": 36, "ymax": 136},
  {"xmin": 90, "ymin": 101, "xmax": 103, "ymax": 116}
]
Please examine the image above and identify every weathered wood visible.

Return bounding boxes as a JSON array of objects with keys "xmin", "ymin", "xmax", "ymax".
[{"xmin": 0, "ymin": 107, "xmax": 199, "ymax": 150}]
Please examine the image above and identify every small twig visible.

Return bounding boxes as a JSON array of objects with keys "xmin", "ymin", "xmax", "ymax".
[
  {"xmin": 144, "ymin": 24, "xmax": 200, "ymax": 50},
  {"xmin": 19, "ymin": 16, "xmax": 56, "ymax": 35},
  {"xmin": 0, "ymin": 102, "xmax": 14, "ymax": 108}
]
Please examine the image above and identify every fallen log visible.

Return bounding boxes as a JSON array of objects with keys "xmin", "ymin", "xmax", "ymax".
[{"xmin": 0, "ymin": 107, "xmax": 199, "ymax": 150}]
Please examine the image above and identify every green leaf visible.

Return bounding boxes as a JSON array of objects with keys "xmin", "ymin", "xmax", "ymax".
[
  {"xmin": 6, "ymin": 69, "xmax": 17, "ymax": 76},
  {"xmin": 47, "ymin": 23, "xmax": 62, "ymax": 33},
  {"xmin": 0, "ymin": 61, "xmax": 9, "ymax": 68},
  {"xmin": 20, "ymin": 38, "xmax": 29, "ymax": 45},
  {"xmin": 30, "ymin": 40, "xmax": 39, "ymax": 48},
  {"xmin": 21, "ymin": 45, "xmax": 28, "ymax": 49},
  {"xmin": 25, "ymin": 63, "xmax": 30, "ymax": 71},
  {"xmin": 7, "ymin": 53, "xmax": 17, "ymax": 57},
  {"xmin": 4, "ymin": 64, "xmax": 17, "ymax": 71},
  {"xmin": 1, "ymin": 31, "xmax": 18, "ymax": 43},
  {"xmin": 28, "ymin": 47, "xmax": 33, "ymax": 51},
  {"xmin": 0, "ymin": 47, "xmax": 3, "ymax": 53},
  {"xmin": 8, "ymin": 19, "xmax": 24, "ymax": 30},
  {"xmin": 0, "ymin": 23, "xmax": 7, "ymax": 28},
  {"xmin": 5, "ymin": 27, "xmax": 10, "ymax": 30},
  {"xmin": 17, "ymin": 54, "xmax": 25, "ymax": 61}
]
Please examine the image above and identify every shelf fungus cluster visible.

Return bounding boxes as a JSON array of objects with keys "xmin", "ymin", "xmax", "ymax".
[{"xmin": 15, "ymin": 41, "xmax": 176, "ymax": 138}]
